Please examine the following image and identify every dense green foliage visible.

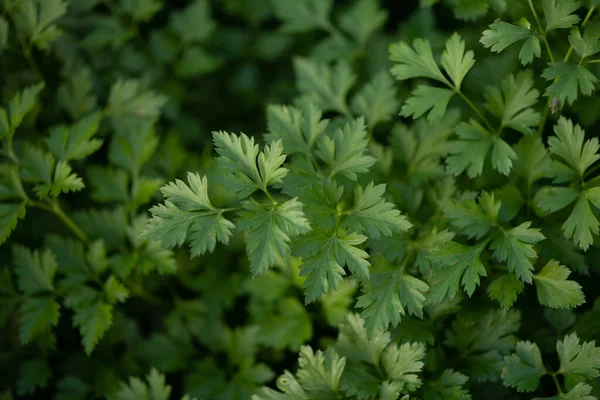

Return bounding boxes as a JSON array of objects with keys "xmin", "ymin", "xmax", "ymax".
[{"xmin": 2, "ymin": 0, "xmax": 600, "ymax": 399}]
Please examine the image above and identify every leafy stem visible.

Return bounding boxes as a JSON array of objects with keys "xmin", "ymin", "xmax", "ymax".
[{"xmin": 526, "ymin": 0, "xmax": 555, "ymax": 62}]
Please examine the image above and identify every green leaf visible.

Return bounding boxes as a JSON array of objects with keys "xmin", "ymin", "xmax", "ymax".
[
  {"xmin": 336, "ymin": 313, "xmax": 390, "ymax": 368},
  {"xmin": 35, "ymin": 161, "xmax": 85, "ymax": 198},
  {"xmin": 440, "ymin": 33, "xmax": 475, "ymax": 89},
  {"xmin": 445, "ymin": 191, "xmax": 499, "ymax": 240},
  {"xmin": 108, "ymin": 368, "xmax": 173, "ymax": 400},
  {"xmin": 169, "ymin": 0, "xmax": 215, "ymax": 44},
  {"xmin": 295, "ymin": 230, "xmax": 370, "ymax": 303},
  {"xmin": 502, "ymin": 341, "xmax": 546, "ymax": 392},
  {"xmin": 480, "ymin": 19, "xmax": 541, "ymax": 65},
  {"xmin": 213, "ymin": 131, "xmax": 288, "ymax": 197},
  {"xmin": 446, "ymin": 309, "xmax": 521, "ymax": 382},
  {"xmin": 19, "ymin": 296, "xmax": 60, "ymax": 344},
  {"xmin": 547, "ymin": 117, "xmax": 599, "ymax": 182},
  {"xmin": 390, "ymin": 38, "xmax": 448, "ymax": 84},
  {"xmin": 57, "ymin": 67, "xmax": 97, "ymax": 120},
  {"xmin": 258, "ymin": 297, "xmax": 312, "ymax": 351},
  {"xmin": 345, "ymin": 182, "xmax": 411, "ymax": 240},
  {"xmin": 351, "ymin": 71, "xmax": 399, "ymax": 130},
  {"xmin": 103, "ymin": 275, "xmax": 129, "ymax": 305},
  {"xmin": 487, "ymin": 274, "xmax": 525, "ymax": 309},
  {"xmin": 18, "ymin": 359, "xmax": 52, "ymax": 395},
  {"xmin": 120, "ymin": 0, "xmax": 163, "ymax": 22},
  {"xmin": 72, "ymin": 298, "xmax": 113, "ymax": 355},
  {"xmin": 556, "ymin": 333, "xmax": 600, "ymax": 390},
  {"xmin": 316, "ymin": 117, "xmax": 376, "ymax": 180},
  {"xmin": 357, "ymin": 267, "xmax": 429, "ymax": 337},
  {"xmin": 400, "ymin": 85, "xmax": 455, "ymax": 123},
  {"xmin": 265, "ymin": 102, "xmax": 329, "ymax": 156},
  {"xmin": 534, "ymin": 260, "xmax": 585, "ymax": 309},
  {"xmin": 547, "ymin": 383, "xmax": 596, "ymax": 400},
  {"xmin": 427, "ymin": 241, "xmax": 488, "ymax": 304},
  {"xmin": 447, "ymin": 119, "xmax": 515, "ymax": 177},
  {"xmin": 142, "ymin": 172, "xmax": 235, "ymax": 256},
  {"xmin": 484, "ymin": 71, "xmax": 541, "ymax": 135},
  {"xmin": 569, "ymin": 23, "xmax": 600, "ymax": 59},
  {"xmin": 542, "ymin": 62, "xmax": 598, "ymax": 106},
  {"xmin": 238, "ymin": 197, "xmax": 310, "ymax": 275},
  {"xmin": 515, "ymin": 136, "xmax": 551, "ymax": 189},
  {"xmin": 1, "ymin": 82, "xmax": 44, "ymax": 139},
  {"xmin": 381, "ymin": 341, "xmax": 426, "ymax": 391},
  {"xmin": 13, "ymin": 245, "xmax": 57, "ymax": 295},
  {"xmin": 542, "ymin": 0, "xmax": 580, "ymax": 32},
  {"xmin": 0, "ymin": 202, "xmax": 26, "ymax": 246},
  {"xmin": 338, "ymin": 0, "xmax": 387, "ymax": 45},
  {"xmin": 490, "ymin": 222, "xmax": 545, "ymax": 283},
  {"xmin": 13, "ymin": 0, "xmax": 67, "ymax": 49},
  {"xmin": 271, "ymin": 0, "xmax": 333, "ymax": 33},
  {"xmin": 294, "ymin": 58, "xmax": 356, "ymax": 116},
  {"xmin": 562, "ymin": 192, "xmax": 598, "ymax": 250},
  {"xmin": 86, "ymin": 166, "xmax": 129, "ymax": 203},
  {"xmin": 296, "ymin": 346, "xmax": 345, "ymax": 397},
  {"xmin": 423, "ymin": 369, "xmax": 472, "ymax": 400},
  {"xmin": 108, "ymin": 80, "xmax": 167, "ymax": 122},
  {"xmin": 45, "ymin": 112, "xmax": 103, "ymax": 161}
]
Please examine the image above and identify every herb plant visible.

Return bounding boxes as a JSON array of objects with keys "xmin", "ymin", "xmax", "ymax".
[{"xmin": 1, "ymin": 0, "xmax": 600, "ymax": 399}]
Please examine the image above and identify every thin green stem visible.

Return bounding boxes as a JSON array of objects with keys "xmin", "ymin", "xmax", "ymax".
[
  {"xmin": 262, "ymin": 188, "xmax": 277, "ymax": 204},
  {"xmin": 586, "ymin": 58, "xmax": 600, "ymax": 63},
  {"xmin": 551, "ymin": 373, "xmax": 563, "ymax": 394},
  {"xmin": 456, "ymin": 90, "xmax": 494, "ymax": 132},
  {"xmin": 51, "ymin": 200, "xmax": 89, "ymax": 243},
  {"xmin": 526, "ymin": 0, "xmax": 555, "ymax": 62},
  {"xmin": 583, "ymin": 174, "xmax": 600, "ymax": 190}
]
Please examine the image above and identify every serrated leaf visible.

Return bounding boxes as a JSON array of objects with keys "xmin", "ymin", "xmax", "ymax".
[
  {"xmin": 2, "ymin": 83, "xmax": 44, "ymax": 138},
  {"xmin": 294, "ymin": 58, "xmax": 356, "ymax": 116},
  {"xmin": 120, "ymin": 0, "xmax": 163, "ymax": 22},
  {"xmin": 390, "ymin": 38, "xmax": 448, "ymax": 84},
  {"xmin": 357, "ymin": 267, "xmax": 428, "ymax": 337},
  {"xmin": 502, "ymin": 341, "xmax": 546, "ymax": 392},
  {"xmin": 534, "ymin": 260, "xmax": 585, "ymax": 308},
  {"xmin": 265, "ymin": 103, "xmax": 329, "ymax": 156},
  {"xmin": 401, "ymin": 85, "xmax": 455, "ymax": 123},
  {"xmin": 18, "ymin": 359, "xmax": 52, "ymax": 395},
  {"xmin": 45, "ymin": 112, "xmax": 103, "ymax": 161},
  {"xmin": 427, "ymin": 241, "xmax": 487, "ymax": 304},
  {"xmin": 488, "ymin": 274, "xmax": 525, "ymax": 309},
  {"xmin": 569, "ymin": 23, "xmax": 600, "ymax": 59},
  {"xmin": 445, "ymin": 191, "xmax": 499, "ymax": 240},
  {"xmin": 542, "ymin": 0, "xmax": 580, "ymax": 32},
  {"xmin": 258, "ymin": 297, "xmax": 313, "ymax": 351},
  {"xmin": 542, "ymin": 62, "xmax": 598, "ymax": 106},
  {"xmin": 73, "ymin": 298, "xmax": 113, "ymax": 355},
  {"xmin": 238, "ymin": 197, "xmax": 310, "ymax": 275},
  {"xmin": 490, "ymin": 222, "xmax": 545, "ymax": 283},
  {"xmin": 108, "ymin": 368, "xmax": 173, "ymax": 400},
  {"xmin": 440, "ymin": 33, "xmax": 475, "ymax": 89},
  {"xmin": 381, "ymin": 341, "xmax": 426, "ymax": 391},
  {"xmin": 484, "ymin": 71, "xmax": 541, "ymax": 135},
  {"xmin": 19, "ymin": 296, "xmax": 60, "ymax": 344},
  {"xmin": 446, "ymin": 119, "xmax": 494, "ymax": 177},
  {"xmin": 295, "ymin": 231, "xmax": 370, "ymax": 303},
  {"xmin": 338, "ymin": 0, "xmax": 387, "ymax": 45},
  {"xmin": 169, "ymin": 0, "xmax": 215, "ymax": 44},
  {"xmin": 296, "ymin": 346, "xmax": 345, "ymax": 396},
  {"xmin": 480, "ymin": 19, "xmax": 541, "ymax": 65},
  {"xmin": 13, "ymin": 245, "xmax": 57, "ymax": 295},
  {"xmin": 351, "ymin": 71, "xmax": 398, "ymax": 130},
  {"xmin": 345, "ymin": 182, "xmax": 412, "ymax": 240},
  {"xmin": 108, "ymin": 80, "xmax": 167, "ymax": 122},
  {"xmin": 316, "ymin": 117, "xmax": 376, "ymax": 180},
  {"xmin": 142, "ymin": 173, "xmax": 235, "ymax": 256},
  {"xmin": 35, "ymin": 161, "xmax": 84, "ymax": 198},
  {"xmin": 423, "ymin": 369, "xmax": 472, "ymax": 400},
  {"xmin": 556, "ymin": 333, "xmax": 600, "ymax": 390},
  {"xmin": 271, "ymin": 0, "xmax": 333, "ymax": 33},
  {"xmin": 0, "ymin": 202, "xmax": 26, "ymax": 246}
]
